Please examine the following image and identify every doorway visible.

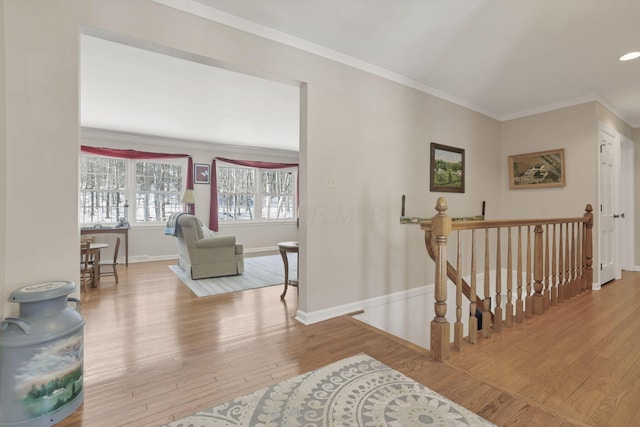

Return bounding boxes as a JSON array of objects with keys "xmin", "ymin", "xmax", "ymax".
[{"xmin": 598, "ymin": 123, "xmax": 635, "ymax": 287}]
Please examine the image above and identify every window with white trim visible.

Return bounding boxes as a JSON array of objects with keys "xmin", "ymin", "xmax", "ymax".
[
  {"xmin": 217, "ymin": 166, "xmax": 296, "ymax": 222},
  {"xmin": 80, "ymin": 155, "xmax": 185, "ymax": 226}
]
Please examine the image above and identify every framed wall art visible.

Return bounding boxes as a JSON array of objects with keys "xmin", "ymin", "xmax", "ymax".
[
  {"xmin": 508, "ymin": 148, "xmax": 565, "ymax": 189},
  {"xmin": 194, "ymin": 163, "xmax": 211, "ymax": 184},
  {"xmin": 430, "ymin": 142, "xmax": 465, "ymax": 193}
]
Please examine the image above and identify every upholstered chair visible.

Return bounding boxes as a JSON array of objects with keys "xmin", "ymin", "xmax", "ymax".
[{"xmin": 175, "ymin": 214, "xmax": 244, "ymax": 279}]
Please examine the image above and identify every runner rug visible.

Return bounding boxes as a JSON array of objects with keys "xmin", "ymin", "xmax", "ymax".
[
  {"xmin": 164, "ymin": 353, "xmax": 495, "ymax": 427},
  {"xmin": 169, "ymin": 254, "xmax": 296, "ymax": 297}
]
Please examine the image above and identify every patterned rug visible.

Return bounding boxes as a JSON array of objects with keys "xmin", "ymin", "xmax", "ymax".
[
  {"xmin": 165, "ymin": 354, "xmax": 495, "ymax": 426},
  {"xmin": 169, "ymin": 254, "xmax": 297, "ymax": 297}
]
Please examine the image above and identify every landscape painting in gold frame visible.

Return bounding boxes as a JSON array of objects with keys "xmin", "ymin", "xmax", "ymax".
[{"xmin": 508, "ymin": 148, "xmax": 565, "ymax": 189}]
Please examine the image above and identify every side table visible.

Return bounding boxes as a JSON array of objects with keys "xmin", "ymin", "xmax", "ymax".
[{"xmin": 278, "ymin": 241, "xmax": 299, "ymax": 299}]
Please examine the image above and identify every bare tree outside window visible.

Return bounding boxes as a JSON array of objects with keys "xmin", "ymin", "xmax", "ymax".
[
  {"xmin": 135, "ymin": 161, "xmax": 183, "ymax": 222},
  {"xmin": 80, "ymin": 156, "xmax": 184, "ymax": 226},
  {"xmin": 79, "ymin": 157, "xmax": 126, "ymax": 224},
  {"xmin": 261, "ymin": 170, "xmax": 294, "ymax": 219},
  {"xmin": 217, "ymin": 166, "xmax": 296, "ymax": 222},
  {"xmin": 217, "ymin": 167, "xmax": 255, "ymax": 220}
]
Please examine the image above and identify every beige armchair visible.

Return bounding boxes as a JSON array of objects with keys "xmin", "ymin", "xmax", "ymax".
[{"xmin": 175, "ymin": 214, "xmax": 244, "ymax": 279}]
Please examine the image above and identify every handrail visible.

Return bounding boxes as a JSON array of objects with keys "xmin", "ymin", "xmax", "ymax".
[
  {"xmin": 421, "ymin": 217, "xmax": 590, "ymax": 231},
  {"xmin": 421, "ymin": 197, "xmax": 593, "ymax": 362}
]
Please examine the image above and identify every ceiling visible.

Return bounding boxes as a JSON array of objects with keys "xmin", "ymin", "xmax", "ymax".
[
  {"xmin": 80, "ymin": 34, "xmax": 301, "ymax": 152},
  {"xmin": 82, "ymin": 0, "xmax": 640, "ymax": 152}
]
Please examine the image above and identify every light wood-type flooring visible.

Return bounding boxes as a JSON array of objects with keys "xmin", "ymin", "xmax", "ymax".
[{"xmin": 57, "ymin": 260, "xmax": 640, "ymax": 426}]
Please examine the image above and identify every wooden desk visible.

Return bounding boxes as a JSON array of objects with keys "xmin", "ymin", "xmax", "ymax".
[
  {"xmin": 81, "ymin": 227, "xmax": 129, "ymax": 266},
  {"xmin": 278, "ymin": 241, "xmax": 299, "ymax": 299}
]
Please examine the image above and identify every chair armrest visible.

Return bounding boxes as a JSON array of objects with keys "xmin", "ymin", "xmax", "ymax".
[{"xmin": 196, "ymin": 235, "xmax": 236, "ymax": 249}]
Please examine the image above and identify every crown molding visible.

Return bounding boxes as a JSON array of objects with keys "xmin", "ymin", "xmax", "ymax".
[
  {"xmin": 500, "ymin": 94, "xmax": 635, "ymax": 128},
  {"xmin": 152, "ymin": 0, "xmax": 501, "ymax": 121},
  {"xmin": 499, "ymin": 95, "xmax": 600, "ymax": 122},
  {"xmin": 154, "ymin": 0, "xmax": 637, "ymax": 128}
]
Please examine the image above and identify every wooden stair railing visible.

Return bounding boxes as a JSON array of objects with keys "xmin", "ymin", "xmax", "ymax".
[{"xmin": 421, "ymin": 197, "xmax": 593, "ymax": 362}]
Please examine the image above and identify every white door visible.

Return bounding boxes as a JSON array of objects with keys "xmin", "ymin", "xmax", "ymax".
[
  {"xmin": 618, "ymin": 136, "xmax": 635, "ymax": 272},
  {"xmin": 598, "ymin": 124, "xmax": 617, "ymax": 285}
]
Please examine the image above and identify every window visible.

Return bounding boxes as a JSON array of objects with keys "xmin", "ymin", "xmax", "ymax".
[
  {"xmin": 80, "ymin": 155, "xmax": 184, "ymax": 226},
  {"xmin": 79, "ymin": 157, "xmax": 127, "ymax": 224},
  {"xmin": 261, "ymin": 169, "xmax": 296, "ymax": 220},
  {"xmin": 217, "ymin": 166, "xmax": 296, "ymax": 222},
  {"xmin": 135, "ymin": 161, "xmax": 184, "ymax": 223}
]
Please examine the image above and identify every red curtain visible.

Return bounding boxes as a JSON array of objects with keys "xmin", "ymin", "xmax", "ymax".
[
  {"xmin": 81, "ymin": 146, "xmax": 195, "ymax": 214},
  {"xmin": 210, "ymin": 157, "xmax": 299, "ymax": 231}
]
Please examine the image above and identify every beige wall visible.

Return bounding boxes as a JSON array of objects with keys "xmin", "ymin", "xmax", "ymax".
[
  {"xmin": 596, "ymin": 102, "xmax": 633, "ymax": 139},
  {"xmin": 1, "ymin": 1, "xmax": 633, "ymax": 320},
  {"xmin": 301, "ymin": 65, "xmax": 501, "ymax": 315},
  {"xmin": 3, "ymin": 1, "xmax": 82, "ymax": 319},
  {"xmin": 0, "ymin": 0, "xmax": 501, "ymax": 319},
  {"xmin": 500, "ymin": 103, "xmax": 598, "ymax": 218},
  {"xmin": 500, "ymin": 102, "xmax": 637, "ymax": 285},
  {"xmin": 0, "ymin": 1, "xmax": 6, "ymax": 320},
  {"xmin": 500, "ymin": 103, "xmax": 598, "ymax": 283}
]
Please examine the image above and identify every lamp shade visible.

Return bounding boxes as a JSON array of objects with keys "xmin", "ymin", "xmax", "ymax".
[{"xmin": 181, "ymin": 189, "xmax": 196, "ymax": 204}]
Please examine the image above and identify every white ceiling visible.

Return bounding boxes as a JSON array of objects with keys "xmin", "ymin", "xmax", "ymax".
[
  {"xmin": 82, "ymin": 0, "xmax": 640, "ymax": 152},
  {"xmin": 80, "ymin": 35, "xmax": 301, "ymax": 152}
]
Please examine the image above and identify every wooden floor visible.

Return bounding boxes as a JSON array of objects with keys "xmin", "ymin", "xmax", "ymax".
[{"xmin": 58, "ymin": 260, "xmax": 640, "ymax": 426}]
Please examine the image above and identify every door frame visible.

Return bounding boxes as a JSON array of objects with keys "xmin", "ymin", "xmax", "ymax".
[
  {"xmin": 597, "ymin": 123, "xmax": 618, "ymax": 288},
  {"xmin": 618, "ymin": 135, "xmax": 635, "ymax": 273},
  {"xmin": 597, "ymin": 123, "xmax": 635, "ymax": 287}
]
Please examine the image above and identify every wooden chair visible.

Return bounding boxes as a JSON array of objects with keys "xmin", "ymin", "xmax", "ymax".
[
  {"xmin": 80, "ymin": 241, "xmax": 95, "ymax": 293},
  {"xmin": 99, "ymin": 237, "xmax": 120, "ymax": 284}
]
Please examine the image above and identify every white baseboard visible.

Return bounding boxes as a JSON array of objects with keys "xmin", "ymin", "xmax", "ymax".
[
  {"xmin": 125, "ymin": 249, "xmax": 279, "ymax": 264},
  {"xmin": 294, "ymin": 284, "xmax": 434, "ymax": 325},
  {"xmin": 295, "ymin": 301, "xmax": 364, "ymax": 325},
  {"xmin": 244, "ymin": 246, "xmax": 279, "ymax": 255},
  {"xmin": 129, "ymin": 254, "xmax": 177, "ymax": 263},
  {"xmin": 295, "ymin": 267, "xmax": 601, "ymax": 325}
]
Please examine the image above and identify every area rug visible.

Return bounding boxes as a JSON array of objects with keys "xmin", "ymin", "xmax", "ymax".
[
  {"xmin": 164, "ymin": 353, "xmax": 495, "ymax": 427},
  {"xmin": 169, "ymin": 254, "xmax": 297, "ymax": 297}
]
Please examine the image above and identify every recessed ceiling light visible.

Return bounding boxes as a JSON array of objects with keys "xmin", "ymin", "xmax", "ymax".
[{"xmin": 619, "ymin": 51, "xmax": 640, "ymax": 61}]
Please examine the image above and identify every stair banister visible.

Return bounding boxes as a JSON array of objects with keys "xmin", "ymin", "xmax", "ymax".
[{"xmin": 421, "ymin": 199, "xmax": 594, "ymax": 362}]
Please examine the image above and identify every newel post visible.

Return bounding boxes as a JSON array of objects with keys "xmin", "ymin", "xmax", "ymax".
[
  {"xmin": 430, "ymin": 197, "xmax": 452, "ymax": 362},
  {"xmin": 583, "ymin": 204, "xmax": 593, "ymax": 290}
]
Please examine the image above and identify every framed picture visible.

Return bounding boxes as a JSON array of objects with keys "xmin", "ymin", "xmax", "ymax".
[
  {"xmin": 430, "ymin": 142, "xmax": 465, "ymax": 193},
  {"xmin": 508, "ymin": 148, "xmax": 565, "ymax": 189},
  {"xmin": 194, "ymin": 163, "xmax": 210, "ymax": 184}
]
